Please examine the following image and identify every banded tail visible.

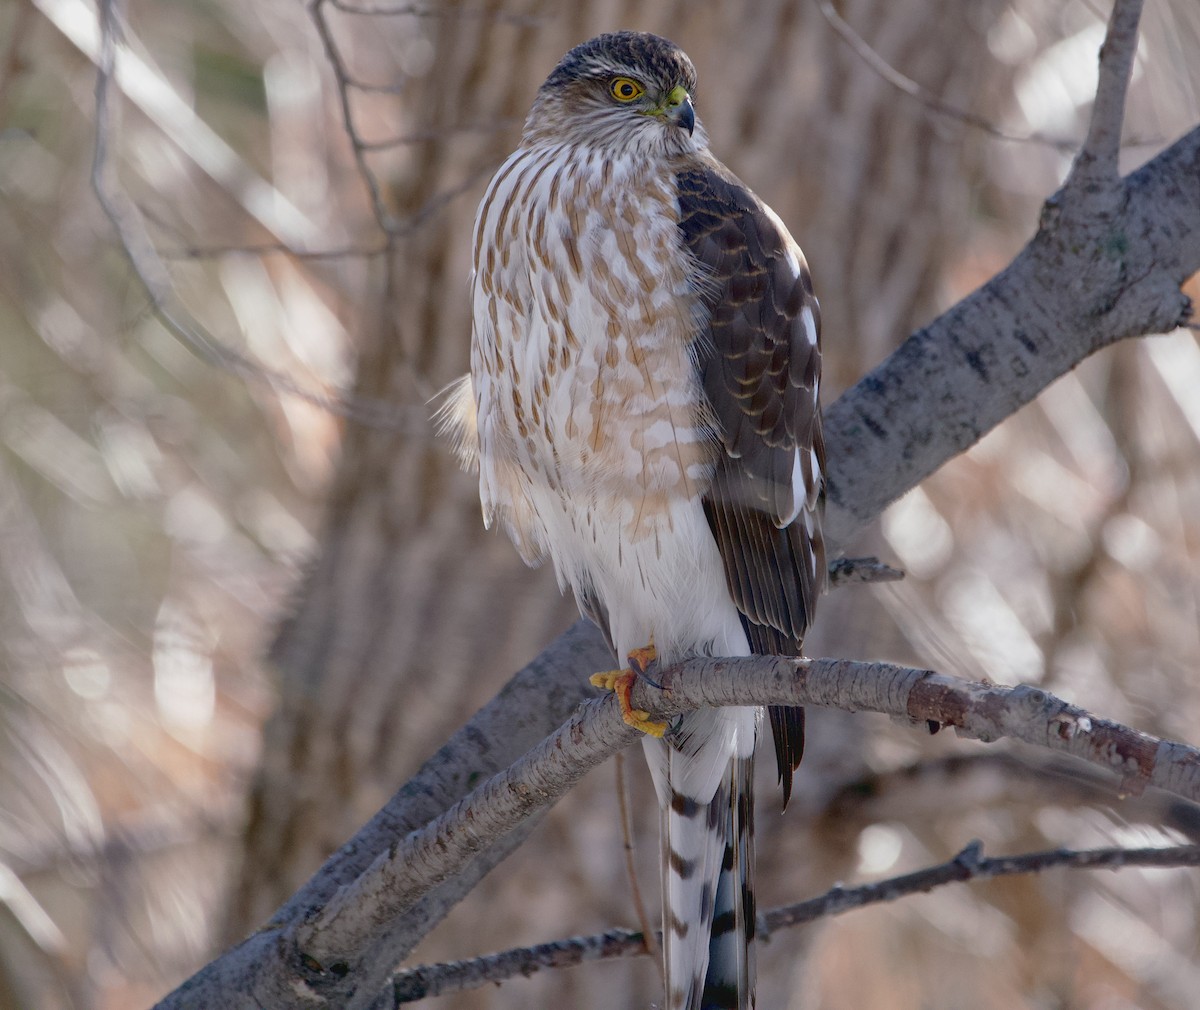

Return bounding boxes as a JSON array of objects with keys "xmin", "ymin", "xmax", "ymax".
[{"xmin": 646, "ymin": 708, "xmax": 758, "ymax": 1010}]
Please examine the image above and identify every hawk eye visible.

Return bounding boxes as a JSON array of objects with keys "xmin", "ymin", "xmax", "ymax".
[{"xmin": 609, "ymin": 77, "xmax": 644, "ymax": 102}]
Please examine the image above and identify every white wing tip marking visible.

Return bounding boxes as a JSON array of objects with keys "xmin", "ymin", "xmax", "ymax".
[
  {"xmin": 801, "ymin": 304, "xmax": 818, "ymax": 347},
  {"xmin": 784, "ymin": 448, "xmax": 805, "ymax": 527}
]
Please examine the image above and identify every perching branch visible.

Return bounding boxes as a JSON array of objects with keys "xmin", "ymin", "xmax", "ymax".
[
  {"xmin": 291, "ymin": 654, "xmax": 1200, "ymax": 982},
  {"xmin": 152, "ymin": 642, "xmax": 1200, "ymax": 1009},
  {"xmin": 389, "ymin": 840, "xmax": 1200, "ymax": 1002}
]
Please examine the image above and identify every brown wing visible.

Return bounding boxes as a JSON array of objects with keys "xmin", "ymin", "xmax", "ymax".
[{"xmin": 675, "ymin": 162, "xmax": 825, "ymax": 806}]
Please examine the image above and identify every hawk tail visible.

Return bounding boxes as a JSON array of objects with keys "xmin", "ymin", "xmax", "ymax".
[
  {"xmin": 649, "ymin": 711, "xmax": 757, "ymax": 1010},
  {"xmin": 702, "ymin": 755, "xmax": 756, "ymax": 1010}
]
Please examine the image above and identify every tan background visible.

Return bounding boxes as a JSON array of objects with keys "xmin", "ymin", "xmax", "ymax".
[{"xmin": 2, "ymin": 0, "xmax": 1200, "ymax": 1007}]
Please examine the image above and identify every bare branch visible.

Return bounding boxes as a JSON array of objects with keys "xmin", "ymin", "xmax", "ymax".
[
  {"xmin": 614, "ymin": 752, "xmax": 659, "ymax": 967},
  {"xmin": 635, "ymin": 656, "xmax": 1200, "ymax": 802},
  {"xmin": 1071, "ymin": 0, "xmax": 1144, "ymax": 188},
  {"xmin": 821, "ymin": 123, "xmax": 1198, "ymax": 548},
  {"xmin": 391, "ymin": 925, "xmax": 650, "ymax": 1004},
  {"xmin": 290, "ymin": 653, "xmax": 1200, "ymax": 987},
  {"xmin": 309, "ymin": 0, "xmax": 397, "ymax": 237},
  {"xmin": 390, "ymin": 841, "xmax": 1200, "ymax": 1002},
  {"xmin": 764, "ymin": 839, "xmax": 1200, "ymax": 928}
]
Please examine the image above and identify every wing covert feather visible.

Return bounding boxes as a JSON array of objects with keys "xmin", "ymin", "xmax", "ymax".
[{"xmin": 676, "ymin": 163, "xmax": 826, "ymax": 803}]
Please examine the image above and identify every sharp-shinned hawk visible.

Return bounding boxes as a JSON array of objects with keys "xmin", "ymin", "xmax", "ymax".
[{"xmin": 442, "ymin": 31, "xmax": 824, "ymax": 1010}]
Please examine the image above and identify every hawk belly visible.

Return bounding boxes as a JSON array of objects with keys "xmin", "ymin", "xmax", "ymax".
[{"xmin": 472, "ymin": 143, "xmax": 749, "ymax": 669}]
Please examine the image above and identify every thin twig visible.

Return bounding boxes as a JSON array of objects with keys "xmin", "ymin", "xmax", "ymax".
[
  {"xmin": 614, "ymin": 752, "xmax": 660, "ymax": 967},
  {"xmin": 390, "ymin": 841, "xmax": 1200, "ymax": 1001},
  {"xmin": 309, "ymin": 0, "xmax": 397, "ymax": 236},
  {"xmin": 814, "ymin": 0, "xmax": 1077, "ymax": 152},
  {"xmin": 88, "ymin": 0, "xmax": 427, "ymax": 431}
]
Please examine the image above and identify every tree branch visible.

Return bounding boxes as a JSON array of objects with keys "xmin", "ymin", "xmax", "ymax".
[
  {"xmin": 821, "ymin": 122, "xmax": 1197, "ymax": 548},
  {"xmin": 153, "ymin": 641, "xmax": 1200, "ymax": 1008},
  {"xmin": 389, "ymin": 840, "xmax": 1200, "ymax": 1002},
  {"xmin": 295, "ymin": 679, "xmax": 640, "ymax": 974},
  {"xmin": 282, "ymin": 654, "xmax": 1200, "ymax": 999},
  {"xmin": 1073, "ymin": 0, "xmax": 1144, "ymax": 188}
]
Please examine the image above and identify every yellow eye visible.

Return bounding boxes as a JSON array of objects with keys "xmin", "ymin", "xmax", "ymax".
[{"xmin": 609, "ymin": 77, "xmax": 644, "ymax": 102}]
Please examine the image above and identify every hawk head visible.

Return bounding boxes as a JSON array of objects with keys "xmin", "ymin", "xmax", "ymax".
[{"xmin": 525, "ymin": 32, "xmax": 703, "ymax": 152}]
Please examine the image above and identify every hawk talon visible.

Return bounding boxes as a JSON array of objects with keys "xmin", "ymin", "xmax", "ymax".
[
  {"xmin": 626, "ymin": 642, "xmax": 658, "ymax": 676},
  {"xmin": 590, "ymin": 655, "xmax": 668, "ymax": 738},
  {"xmin": 626, "ymin": 644, "xmax": 665, "ymax": 689}
]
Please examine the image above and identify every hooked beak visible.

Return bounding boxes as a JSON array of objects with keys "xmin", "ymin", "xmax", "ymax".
[{"xmin": 663, "ymin": 84, "xmax": 695, "ymax": 136}]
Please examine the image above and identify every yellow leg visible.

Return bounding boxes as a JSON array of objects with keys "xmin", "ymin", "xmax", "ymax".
[{"xmin": 590, "ymin": 640, "xmax": 668, "ymax": 738}]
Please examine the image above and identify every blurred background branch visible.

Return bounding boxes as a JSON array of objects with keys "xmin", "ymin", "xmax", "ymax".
[{"xmin": 390, "ymin": 840, "xmax": 1200, "ymax": 1003}]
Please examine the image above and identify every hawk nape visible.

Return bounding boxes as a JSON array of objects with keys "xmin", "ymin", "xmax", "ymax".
[{"xmin": 441, "ymin": 31, "xmax": 824, "ymax": 1010}]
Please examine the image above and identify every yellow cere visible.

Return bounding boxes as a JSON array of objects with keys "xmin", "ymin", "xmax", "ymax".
[
  {"xmin": 610, "ymin": 77, "xmax": 645, "ymax": 102},
  {"xmin": 665, "ymin": 84, "xmax": 688, "ymax": 108}
]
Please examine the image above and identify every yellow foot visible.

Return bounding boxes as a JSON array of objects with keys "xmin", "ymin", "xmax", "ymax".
[{"xmin": 590, "ymin": 642, "xmax": 668, "ymax": 738}]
